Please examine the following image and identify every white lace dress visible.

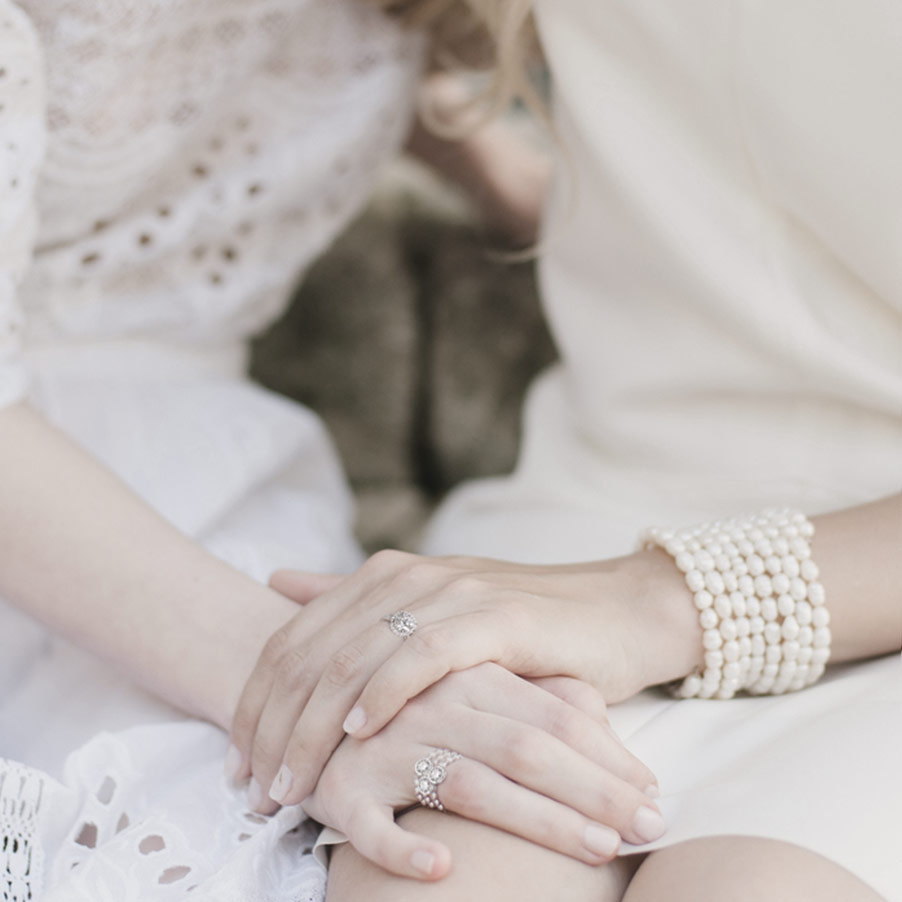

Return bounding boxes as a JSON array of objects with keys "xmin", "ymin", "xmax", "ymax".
[{"xmin": 0, "ymin": 2, "xmax": 422, "ymax": 899}]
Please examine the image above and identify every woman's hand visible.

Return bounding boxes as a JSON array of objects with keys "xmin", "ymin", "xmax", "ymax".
[
  {"xmin": 229, "ymin": 549, "xmax": 701, "ymax": 809},
  {"xmin": 297, "ymin": 663, "xmax": 664, "ymax": 880}
]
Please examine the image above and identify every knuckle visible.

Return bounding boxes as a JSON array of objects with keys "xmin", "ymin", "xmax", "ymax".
[
  {"xmin": 322, "ymin": 644, "xmax": 365, "ymax": 690},
  {"xmin": 548, "ymin": 704, "xmax": 586, "ymax": 750},
  {"xmin": 262, "ymin": 628, "xmax": 291, "ymax": 668},
  {"xmin": 366, "ymin": 548, "xmax": 410, "ymax": 575},
  {"xmin": 408, "ymin": 626, "xmax": 448, "ymax": 657},
  {"xmin": 593, "ymin": 781, "xmax": 639, "ymax": 826},
  {"xmin": 447, "ymin": 574, "xmax": 486, "ymax": 599},
  {"xmin": 441, "ymin": 766, "xmax": 487, "ymax": 818},
  {"xmin": 499, "ymin": 727, "xmax": 544, "ymax": 779},
  {"xmin": 275, "ymin": 647, "xmax": 310, "ymax": 692}
]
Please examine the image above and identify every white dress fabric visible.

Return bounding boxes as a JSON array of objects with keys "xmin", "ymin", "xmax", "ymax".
[
  {"xmin": 0, "ymin": 2, "xmax": 422, "ymax": 899},
  {"xmin": 424, "ymin": 1, "xmax": 901, "ymax": 898}
]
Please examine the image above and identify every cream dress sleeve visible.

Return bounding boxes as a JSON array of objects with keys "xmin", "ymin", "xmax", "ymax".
[{"xmin": 0, "ymin": 0, "xmax": 44, "ymax": 409}]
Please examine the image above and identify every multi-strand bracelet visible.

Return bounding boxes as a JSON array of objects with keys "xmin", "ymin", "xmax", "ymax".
[{"xmin": 640, "ymin": 508, "xmax": 832, "ymax": 699}]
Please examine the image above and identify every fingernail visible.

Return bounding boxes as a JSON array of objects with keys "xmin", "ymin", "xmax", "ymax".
[
  {"xmin": 410, "ymin": 849, "xmax": 435, "ymax": 877},
  {"xmin": 223, "ymin": 744, "xmax": 242, "ymax": 781},
  {"xmin": 343, "ymin": 706, "xmax": 367, "ymax": 734},
  {"xmin": 247, "ymin": 778, "xmax": 263, "ymax": 811},
  {"xmin": 583, "ymin": 822, "xmax": 620, "ymax": 858},
  {"xmin": 645, "ymin": 782, "xmax": 661, "ymax": 799},
  {"xmin": 630, "ymin": 806, "xmax": 666, "ymax": 844},
  {"xmin": 269, "ymin": 765, "xmax": 293, "ymax": 804}
]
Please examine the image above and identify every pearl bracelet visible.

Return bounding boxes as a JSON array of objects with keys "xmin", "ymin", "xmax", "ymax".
[{"xmin": 640, "ymin": 508, "xmax": 832, "ymax": 699}]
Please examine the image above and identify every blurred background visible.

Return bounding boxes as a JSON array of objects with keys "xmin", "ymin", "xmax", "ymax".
[{"xmin": 251, "ymin": 153, "xmax": 556, "ymax": 553}]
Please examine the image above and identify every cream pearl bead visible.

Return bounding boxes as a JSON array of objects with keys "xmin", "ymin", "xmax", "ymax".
[
  {"xmin": 747, "ymin": 554, "xmax": 765, "ymax": 577},
  {"xmin": 738, "ymin": 574, "xmax": 755, "ymax": 597},
  {"xmin": 745, "ymin": 596, "xmax": 761, "ymax": 617},
  {"xmin": 811, "ymin": 647, "xmax": 831, "ymax": 666},
  {"xmin": 798, "ymin": 646, "xmax": 814, "ymax": 666},
  {"xmin": 714, "ymin": 594, "xmax": 733, "ymax": 619},
  {"xmin": 781, "ymin": 615, "xmax": 800, "ymax": 641},
  {"xmin": 738, "ymin": 636, "xmax": 752, "ymax": 658},
  {"xmin": 782, "ymin": 640, "xmax": 801, "ymax": 662},
  {"xmin": 722, "ymin": 570, "xmax": 739, "ymax": 592},
  {"xmin": 730, "ymin": 592, "xmax": 747, "ymax": 616},
  {"xmin": 812, "ymin": 605, "xmax": 831, "ymax": 628},
  {"xmin": 704, "ymin": 650, "xmax": 724, "ymax": 669},
  {"xmin": 703, "ymin": 629, "xmax": 724, "ymax": 650},
  {"xmin": 812, "ymin": 627, "xmax": 832, "ymax": 649},
  {"xmin": 735, "ymin": 616, "xmax": 751, "ymax": 638},
  {"xmin": 686, "ymin": 569, "xmax": 706, "ymax": 592},
  {"xmin": 797, "ymin": 625, "xmax": 814, "ymax": 647},
  {"xmin": 750, "ymin": 634, "xmax": 766, "ymax": 656},
  {"xmin": 754, "ymin": 574, "xmax": 773, "ymax": 597},
  {"xmin": 681, "ymin": 674, "xmax": 703, "ymax": 698},
  {"xmin": 723, "ymin": 661, "xmax": 741, "ymax": 681},
  {"xmin": 694, "ymin": 589, "xmax": 714, "ymax": 610},
  {"xmin": 764, "ymin": 622, "xmax": 782, "ymax": 645},
  {"xmin": 777, "ymin": 594, "xmax": 795, "ymax": 617},
  {"xmin": 771, "ymin": 573, "xmax": 790, "ymax": 596},
  {"xmin": 694, "ymin": 549, "xmax": 715, "ymax": 572},
  {"xmin": 800, "ymin": 558, "xmax": 819, "ymax": 581},
  {"xmin": 719, "ymin": 619, "xmax": 738, "ymax": 641},
  {"xmin": 760, "ymin": 597, "xmax": 778, "ymax": 621},
  {"xmin": 781, "ymin": 555, "xmax": 801, "ymax": 578},
  {"xmin": 704, "ymin": 570, "xmax": 726, "ymax": 595},
  {"xmin": 808, "ymin": 582, "xmax": 826, "ymax": 606},
  {"xmin": 795, "ymin": 600, "xmax": 813, "ymax": 626},
  {"xmin": 789, "ymin": 577, "xmax": 808, "ymax": 601},
  {"xmin": 699, "ymin": 608, "xmax": 719, "ymax": 630},
  {"xmin": 675, "ymin": 551, "xmax": 695, "ymax": 573},
  {"xmin": 762, "ymin": 662, "xmax": 780, "ymax": 678},
  {"xmin": 722, "ymin": 640, "xmax": 741, "ymax": 662}
]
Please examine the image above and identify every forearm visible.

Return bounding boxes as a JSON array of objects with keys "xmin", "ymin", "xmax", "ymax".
[
  {"xmin": 0, "ymin": 403, "xmax": 299, "ymax": 728},
  {"xmin": 634, "ymin": 494, "xmax": 902, "ymax": 691}
]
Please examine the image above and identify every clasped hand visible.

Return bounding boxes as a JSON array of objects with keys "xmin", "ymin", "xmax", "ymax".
[{"xmin": 229, "ymin": 551, "xmax": 677, "ymax": 877}]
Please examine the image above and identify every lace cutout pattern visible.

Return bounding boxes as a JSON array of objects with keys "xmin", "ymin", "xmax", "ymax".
[{"xmin": 1, "ymin": 760, "xmax": 45, "ymax": 902}]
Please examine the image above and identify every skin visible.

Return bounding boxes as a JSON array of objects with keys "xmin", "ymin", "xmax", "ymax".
[{"xmin": 0, "ymin": 402, "xmax": 658, "ymax": 874}]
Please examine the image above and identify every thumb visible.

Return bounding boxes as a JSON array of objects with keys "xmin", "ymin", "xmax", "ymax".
[{"xmin": 269, "ymin": 569, "xmax": 344, "ymax": 605}]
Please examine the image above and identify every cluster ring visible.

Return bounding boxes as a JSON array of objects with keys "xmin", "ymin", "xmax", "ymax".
[
  {"xmin": 384, "ymin": 610, "xmax": 418, "ymax": 639},
  {"xmin": 413, "ymin": 748, "xmax": 461, "ymax": 811}
]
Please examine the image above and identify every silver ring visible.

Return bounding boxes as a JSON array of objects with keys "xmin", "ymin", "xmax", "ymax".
[
  {"xmin": 414, "ymin": 748, "xmax": 461, "ymax": 811},
  {"xmin": 384, "ymin": 610, "xmax": 418, "ymax": 639}
]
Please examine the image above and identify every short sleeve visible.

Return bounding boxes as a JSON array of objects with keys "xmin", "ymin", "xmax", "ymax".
[{"xmin": 0, "ymin": 1, "xmax": 46, "ymax": 408}]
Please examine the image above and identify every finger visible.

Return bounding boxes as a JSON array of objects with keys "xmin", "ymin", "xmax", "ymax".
[
  {"xmin": 269, "ymin": 570, "xmax": 344, "ymax": 604},
  {"xmin": 346, "ymin": 613, "xmax": 511, "ymax": 739},
  {"xmin": 340, "ymin": 803, "xmax": 452, "ymax": 881},
  {"xmin": 528, "ymin": 675, "xmax": 608, "ymax": 724},
  {"xmin": 464, "ymin": 668, "xmax": 658, "ymax": 794},
  {"xmin": 226, "ymin": 626, "xmax": 290, "ymax": 784},
  {"xmin": 436, "ymin": 755, "xmax": 631, "ymax": 864},
  {"xmin": 268, "ymin": 623, "xmax": 403, "ymax": 806},
  {"xmin": 446, "ymin": 707, "xmax": 660, "ymax": 842}
]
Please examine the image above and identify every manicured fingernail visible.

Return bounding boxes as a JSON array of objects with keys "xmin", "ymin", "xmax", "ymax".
[
  {"xmin": 583, "ymin": 822, "xmax": 620, "ymax": 858},
  {"xmin": 410, "ymin": 849, "xmax": 435, "ymax": 877},
  {"xmin": 630, "ymin": 806, "xmax": 666, "ymax": 844},
  {"xmin": 645, "ymin": 783, "xmax": 661, "ymax": 799},
  {"xmin": 269, "ymin": 765, "xmax": 293, "ymax": 804},
  {"xmin": 224, "ymin": 744, "xmax": 242, "ymax": 781},
  {"xmin": 343, "ymin": 706, "xmax": 367, "ymax": 734},
  {"xmin": 247, "ymin": 778, "xmax": 263, "ymax": 811}
]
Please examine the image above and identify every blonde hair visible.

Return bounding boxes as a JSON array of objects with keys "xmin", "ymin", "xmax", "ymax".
[{"xmin": 365, "ymin": 0, "xmax": 540, "ymax": 122}]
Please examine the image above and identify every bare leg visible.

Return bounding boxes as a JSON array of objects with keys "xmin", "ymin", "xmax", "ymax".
[
  {"xmin": 624, "ymin": 837, "xmax": 883, "ymax": 902},
  {"xmin": 326, "ymin": 808, "xmax": 641, "ymax": 902}
]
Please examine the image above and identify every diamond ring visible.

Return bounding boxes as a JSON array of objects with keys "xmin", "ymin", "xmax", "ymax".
[
  {"xmin": 414, "ymin": 748, "xmax": 461, "ymax": 811},
  {"xmin": 384, "ymin": 610, "xmax": 418, "ymax": 639}
]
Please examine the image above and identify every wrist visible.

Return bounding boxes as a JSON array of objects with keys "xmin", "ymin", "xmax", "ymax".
[{"xmin": 621, "ymin": 548, "xmax": 705, "ymax": 693}]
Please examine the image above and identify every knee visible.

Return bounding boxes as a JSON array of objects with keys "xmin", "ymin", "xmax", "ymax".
[{"xmin": 623, "ymin": 837, "xmax": 882, "ymax": 902}]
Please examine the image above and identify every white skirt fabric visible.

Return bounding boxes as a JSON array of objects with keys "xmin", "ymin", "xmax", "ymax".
[{"xmin": 0, "ymin": 341, "xmax": 364, "ymax": 902}]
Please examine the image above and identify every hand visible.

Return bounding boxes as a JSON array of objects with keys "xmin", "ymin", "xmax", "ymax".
[
  {"xmin": 297, "ymin": 663, "xmax": 664, "ymax": 880},
  {"xmin": 229, "ymin": 549, "xmax": 700, "ymax": 810}
]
